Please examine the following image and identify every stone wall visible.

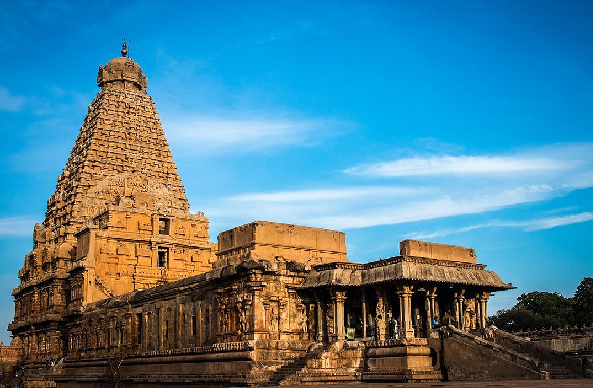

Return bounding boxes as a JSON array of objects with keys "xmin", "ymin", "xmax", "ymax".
[
  {"xmin": 56, "ymin": 258, "xmax": 313, "ymax": 386},
  {"xmin": 514, "ymin": 326, "xmax": 593, "ymax": 353}
]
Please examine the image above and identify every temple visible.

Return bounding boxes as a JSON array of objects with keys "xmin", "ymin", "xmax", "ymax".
[{"xmin": 7, "ymin": 49, "xmax": 587, "ymax": 387}]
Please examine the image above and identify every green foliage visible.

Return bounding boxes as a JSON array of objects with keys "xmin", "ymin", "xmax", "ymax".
[
  {"xmin": 489, "ymin": 307, "xmax": 562, "ymax": 331},
  {"xmin": 491, "ymin": 277, "xmax": 593, "ymax": 331},
  {"xmin": 573, "ymin": 277, "xmax": 593, "ymax": 325},
  {"xmin": 516, "ymin": 291, "xmax": 572, "ymax": 326}
]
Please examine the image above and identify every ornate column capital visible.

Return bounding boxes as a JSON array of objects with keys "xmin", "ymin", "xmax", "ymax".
[
  {"xmin": 331, "ymin": 289, "xmax": 347, "ymax": 303},
  {"xmin": 396, "ymin": 284, "xmax": 414, "ymax": 296}
]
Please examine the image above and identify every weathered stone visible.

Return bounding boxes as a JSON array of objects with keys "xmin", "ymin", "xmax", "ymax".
[
  {"xmin": 6, "ymin": 47, "xmax": 556, "ymax": 388},
  {"xmin": 400, "ymin": 239, "xmax": 477, "ymax": 264}
]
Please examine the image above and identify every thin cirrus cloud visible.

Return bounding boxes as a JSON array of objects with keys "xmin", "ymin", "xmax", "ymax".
[
  {"xmin": 344, "ymin": 143, "xmax": 593, "ymax": 177},
  {"xmin": 227, "ymin": 186, "xmax": 425, "ymax": 202},
  {"xmin": 345, "ymin": 155, "xmax": 574, "ymax": 177},
  {"xmin": 162, "ymin": 115, "xmax": 352, "ymax": 153},
  {"xmin": 203, "ymin": 142, "xmax": 593, "ymax": 232},
  {"xmin": 406, "ymin": 212, "xmax": 593, "ymax": 240},
  {"xmin": 204, "ymin": 183, "xmax": 559, "ymax": 231}
]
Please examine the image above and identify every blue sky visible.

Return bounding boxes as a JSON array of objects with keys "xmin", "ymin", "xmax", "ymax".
[{"xmin": 1, "ymin": 0, "xmax": 592, "ymax": 343}]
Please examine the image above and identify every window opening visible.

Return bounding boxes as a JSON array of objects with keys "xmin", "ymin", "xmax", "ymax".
[
  {"xmin": 157, "ymin": 248, "xmax": 168, "ymax": 268},
  {"xmin": 158, "ymin": 218, "xmax": 170, "ymax": 235}
]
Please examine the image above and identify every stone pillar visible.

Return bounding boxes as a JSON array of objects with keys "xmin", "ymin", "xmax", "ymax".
[
  {"xmin": 362, "ymin": 288, "xmax": 367, "ymax": 339},
  {"xmin": 262, "ymin": 302, "xmax": 270, "ymax": 330},
  {"xmin": 478, "ymin": 292, "xmax": 490, "ymax": 329},
  {"xmin": 248, "ymin": 285, "xmax": 266, "ymax": 340},
  {"xmin": 279, "ymin": 298, "xmax": 288, "ymax": 339},
  {"xmin": 398, "ymin": 285, "xmax": 414, "ymax": 339},
  {"xmin": 375, "ymin": 289, "xmax": 386, "ymax": 341},
  {"xmin": 143, "ymin": 312, "xmax": 149, "ymax": 351},
  {"xmin": 331, "ymin": 289, "xmax": 347, "ymax": 341},
  {"xmin": 196, "ymin": 301, "xmax": 203, "ymax": 345},
  {"xmin": 425, "ymin": 290, "xmax": 433, "ymax": 331},
  {"xmin": 122, "ymin": 312, "xmax": 134, "ymax": 346},
  {"xmin": 176, "ymin": 304, "xmax": 183, "ymax": 348},
  {"xmin": 315, "ymin": 298, "xmax": 324, "ymax": 342},
  {"xmin": 398, "ymin": 291, "xmax": 404, "ymax": 330},
  {"xmin": 455, "ymin": 290, "xmax": 465, "ymax": 330}
]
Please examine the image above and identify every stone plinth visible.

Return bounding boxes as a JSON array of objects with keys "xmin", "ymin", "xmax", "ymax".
[{"xmin": 364, "ymin": 339, "xmax": 442, "ymax": 382}]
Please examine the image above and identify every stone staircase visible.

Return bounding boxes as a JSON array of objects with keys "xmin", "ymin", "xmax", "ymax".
[
  {"xmin": 491, "ymin": 328, "xmax": 587, "ymax": 379},
  {"xmin": 265, "ymin": 342, "xmax": 325, "ymax": 386},
  {"xmin": 545, "ymin": 365, "xmax": 581, "ymax": 379},
  {"xmin": 266, "ymin": 341, "xmax": 364, "ymax": 386},
  {"xmin": 438, "ymin": 326, "xmax": 549, "ymax": 380}
]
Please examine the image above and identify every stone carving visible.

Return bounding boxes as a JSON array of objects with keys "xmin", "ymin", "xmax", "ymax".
[
  {"xmin": 301, "ymin": 308, "xmax": 308, "ymax": 333},
  {"xmin": 8, "ymin": 50, "xmax": 515, "ymax": 387}
]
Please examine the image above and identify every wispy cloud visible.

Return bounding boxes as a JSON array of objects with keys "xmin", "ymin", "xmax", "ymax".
[
  {"xmin": 345, "ymin": 155, "xmax": 574, "ymax": 177},
  {"xmin": 164, "ymin": 115, "xmax": 352, "ymax": 152},
  {"xmin": 0, "ymin": 217, "xmax": 37, "ymax": 237},
  {"xmin": 406, "ymin": 212, "xmax": 593, "ymax": 239},
  {"xmin": 201, "ymin": 142, "xmax": 593, "ymax": 232},
  {"xmin": 516, "ymin": 212, "xmax": 593, "ymax": 231},
  {"xmin": 228, "ymin": 186, "xmax": 424, "ymax": 202},
  {"xmin": 0, "ymin": 86, "xmax": 24, "ymax": 112},
  {"xmin": 204, "ymin": 184, "xmax": 560, "ymax": 230}
]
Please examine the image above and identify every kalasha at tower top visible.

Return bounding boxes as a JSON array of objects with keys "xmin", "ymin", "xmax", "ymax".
[
  {"xmin": 96, "ymin": 42, "xmax": 148, "ymax": 92},
  {"xmin": 10, "ymin": 45, "xmax": 215, "ymax": 362}
]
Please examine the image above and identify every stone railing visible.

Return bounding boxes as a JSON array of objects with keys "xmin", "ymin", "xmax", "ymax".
[
  {"xmin": 492, "ymin": 327, "xmax": 585, "ymax": 375},
  {"xmin": 366, "ymin": 338, "xmax": 428, "ymax": 348},
  {"xmin": 513, "ymin": 325, "xmax": 593, "ymax": 341}
]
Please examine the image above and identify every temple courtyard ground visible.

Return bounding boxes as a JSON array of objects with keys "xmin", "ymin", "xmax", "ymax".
[{"xmin": 264, "ymin": 380, "xmax": 593, "ymax": 388}]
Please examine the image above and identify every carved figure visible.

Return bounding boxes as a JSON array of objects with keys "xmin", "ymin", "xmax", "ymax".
[
  {"xmin": 239, "ymin": 308, "xmax": 247, "ymax": 334},
  {"xmin": 301, "ymin": 309, "xmax": 308, "ymax": 333},
  {"xmin": 463, "ymin": 311, "xmax": 471, "ymax": 330}
]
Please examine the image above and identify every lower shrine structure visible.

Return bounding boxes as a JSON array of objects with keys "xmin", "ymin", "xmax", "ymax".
[{"xmin": 6, "ymin": 47, "xmax": 588, "ymax": 387}]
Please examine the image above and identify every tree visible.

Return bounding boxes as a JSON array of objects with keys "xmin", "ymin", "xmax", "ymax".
[
  {"xmin": 490, "ymin": 307, "xmax": 562, "ymax": 331},
  {"xmin": 572, "ymin": 277, "xmax": 593, "ymax": 325},
  {"xmin": 516, "ymin": 291, "xmax": 572, "ymax": 326},
  {"xmin": 490, "ymin": 278, "xmax": 593, "ymax": 331}
]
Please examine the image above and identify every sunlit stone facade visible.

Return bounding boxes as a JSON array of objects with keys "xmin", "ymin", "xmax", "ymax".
[{"xmin": 8, "ymin": 50, "xmax": 521, "ymax": 387}]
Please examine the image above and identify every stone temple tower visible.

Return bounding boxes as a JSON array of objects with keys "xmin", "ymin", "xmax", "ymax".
[{"xmin": 9, "ymin": 46, "xmax": 216, "ymax": 362}]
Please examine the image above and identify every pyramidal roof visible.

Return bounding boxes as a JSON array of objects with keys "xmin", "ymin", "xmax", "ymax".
[{"xmin": 44, "ymin": 50, "xmax": 190, "ymax": 243}]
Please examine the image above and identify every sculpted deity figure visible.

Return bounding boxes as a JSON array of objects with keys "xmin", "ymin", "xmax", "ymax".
[
  {"xmin": 269, "ymin": 308, "xmax": 279, "ymax": 335},
  {"xmin": 301, "ymin": 308, "xmax": 308, "ymax": 333},
  {"xmin": 463, "ymin": 311, "xmax": 471, "ymax": 330},
  {"xmin": 239, "ymin": 308, "xmax": 247, "ymax": 334}
]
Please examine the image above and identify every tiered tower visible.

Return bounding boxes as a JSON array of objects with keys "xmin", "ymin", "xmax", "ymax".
[{"xmin": 10, "ymin": 46, "xmax": 215, "ymax": 362}]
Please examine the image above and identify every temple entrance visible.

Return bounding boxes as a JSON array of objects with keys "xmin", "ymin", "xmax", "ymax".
[
  {"xmin": 411, "ymin": 289, "xmax": 428, "ymax": 338},
  {"xmin": 344, "ymin": 289, "xmax": 364, "ymax": 339},
  {"xmin": 436, "ymin": 287, "xmax": 457, "ymax": 328}
]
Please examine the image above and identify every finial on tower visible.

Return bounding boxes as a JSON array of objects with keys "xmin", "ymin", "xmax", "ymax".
[{"xmin": 121, "ymin": 37, "xmax": 128, "ymax": 57}]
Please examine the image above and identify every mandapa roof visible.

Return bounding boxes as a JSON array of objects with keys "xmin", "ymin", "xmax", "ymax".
[{"xmin": 300, "ymin": 255, "xmax": 513, "ymax": 290}]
